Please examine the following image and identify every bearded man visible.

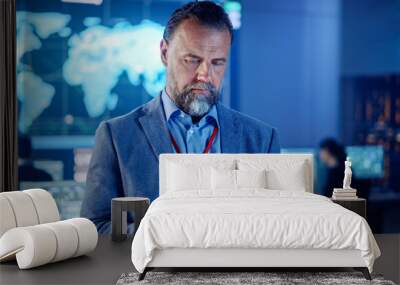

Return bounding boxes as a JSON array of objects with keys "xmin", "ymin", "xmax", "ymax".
[{"xmin": 81, "ymin": 1, "xmax": 280, "ymax": 233}]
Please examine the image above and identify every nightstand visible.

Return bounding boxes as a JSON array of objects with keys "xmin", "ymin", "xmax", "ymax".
[{"xmin": 331, "ymin": 198, "xmax": 366, "ymax": 219}]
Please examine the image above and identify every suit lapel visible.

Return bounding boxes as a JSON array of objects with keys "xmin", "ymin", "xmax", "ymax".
[
  {"xmin": 139, "ymin": 97, "xmax": 242, "ymax": 157},
  {"xmin": 138, "ymin": 95, "xmax": 173, "ymax": 160},
  {"xmin": 217, "ymin": 103, "xmax": 243, "ymax": 153}
]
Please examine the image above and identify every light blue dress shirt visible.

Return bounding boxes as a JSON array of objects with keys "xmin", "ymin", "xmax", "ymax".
[{"xmin": 161, "ymin": 90, "xmax": 221, "ymax": 153}]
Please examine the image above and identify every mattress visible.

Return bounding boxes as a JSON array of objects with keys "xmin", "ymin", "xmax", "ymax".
[{"xmin": 131, "ymin": 190, "xmax": 380, "ymax": 273}]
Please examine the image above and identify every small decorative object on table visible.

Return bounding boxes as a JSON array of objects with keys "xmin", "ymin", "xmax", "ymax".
[
  {"xmin": 111, "ymin": 197, "xmax": 150, "ymax": 242},
  {"xmin": 331, "ymin": 157, "xmax": 366, "ymax": 218},
  {"xmin": 332, "ymin": 157, "xmax": 358, "ymax": 200}
]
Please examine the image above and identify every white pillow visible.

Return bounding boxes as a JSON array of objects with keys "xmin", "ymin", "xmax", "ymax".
[
  {"xmin": 237, "ymin": 169, "xmax": 267, "ymax": 189},
  {"xmin": 238, "ymin": 159, "xmax": 308, "ymax": 191},
  {"xmin": 211, "ymin": 168, "xmax": 236, "ymax": 189},
  {"xmin": 211, "ymin": 168, "xmax": 267, "ymax": 190},
  {"xmin": 167, "ymin": 162, "xmax": 211, "ymax": 191},
  {"xmin": 266, "ymin": 169, "xmax": 306, "ymax": 191}
]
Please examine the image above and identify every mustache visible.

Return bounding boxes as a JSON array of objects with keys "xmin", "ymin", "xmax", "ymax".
[
  {"xmin": 184, "ymin": 82, "xmax": 217, "ymax": 94},
  {"xmin": 173, "ymin": 82, "xmax": 220, "ymax": 117}
]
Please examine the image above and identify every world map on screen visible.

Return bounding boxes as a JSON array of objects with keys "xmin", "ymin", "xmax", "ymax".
[{"xmin": 17, "ymin": 11, "xmax": 165, "ymax": 134}]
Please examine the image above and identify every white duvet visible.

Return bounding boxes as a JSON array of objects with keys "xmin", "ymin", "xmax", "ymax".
[{"xmin": 131, "ymin": 190, "xmax": 380, "ymax": 273}]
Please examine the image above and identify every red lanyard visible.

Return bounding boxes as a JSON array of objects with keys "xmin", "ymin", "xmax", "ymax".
[{"xmin": 168, "ymin": 126, "xmax": 218, "ymax": 154}]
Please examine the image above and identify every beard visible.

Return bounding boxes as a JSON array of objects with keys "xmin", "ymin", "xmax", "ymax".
[{"xmin": 172, "ymin": 82, "xmax": 220, "ymax": 118}]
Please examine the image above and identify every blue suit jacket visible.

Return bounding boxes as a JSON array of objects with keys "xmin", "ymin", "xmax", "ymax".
[{"xmin": 81, "ymin": 95, "xmax": 280, "ymax": 233}]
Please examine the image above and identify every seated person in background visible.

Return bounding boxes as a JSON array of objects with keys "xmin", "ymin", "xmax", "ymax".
[
  {"xmin": 318, "ymin": 138, "xmax": 347, "ymax": 197},
  {"xmin": 81, "ymin": 1, "xmax": 280, "ymax": 234},
  {"xmin": 18, "ymin": 135, "xmax": 53, "ymax": 182}
]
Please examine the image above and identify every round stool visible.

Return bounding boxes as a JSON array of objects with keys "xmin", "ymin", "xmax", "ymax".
[{"xmin": 111, "ymin": 197, "xmax": 150, "ymax": 242}]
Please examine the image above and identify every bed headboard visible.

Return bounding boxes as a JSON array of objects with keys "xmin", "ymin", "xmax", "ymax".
[{"xmin": 159, "ymin": 154, "xmax": 314, "ymax": 195}]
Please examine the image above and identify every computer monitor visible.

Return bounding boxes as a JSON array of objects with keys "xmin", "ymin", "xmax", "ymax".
[{"xmin": 345, "ymin": 145, "xmax": 384, "ymax": 179}]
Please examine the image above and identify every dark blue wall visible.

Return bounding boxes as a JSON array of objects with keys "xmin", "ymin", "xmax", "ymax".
[
  {"xmin": 341, "ymin": 0, "xmax": 400, "ymax": 76},
  {"xmin": 238, "ymin": 0, "xmax": 341, "ymax": 148}
]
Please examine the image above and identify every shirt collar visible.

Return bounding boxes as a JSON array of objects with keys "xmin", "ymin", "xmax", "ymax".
[
  {"xmin": 161, "ymin": 89, "xmax": 219, "ymax": 127},
  {"xmin": 161, "ymin": 89, "xmax": 180, "ymax": 121}
]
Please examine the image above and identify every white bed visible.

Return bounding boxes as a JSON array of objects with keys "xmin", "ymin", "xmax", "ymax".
[{"xmin": 131, "ymin": 154, "xmax": 380, "ymax": 280}]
